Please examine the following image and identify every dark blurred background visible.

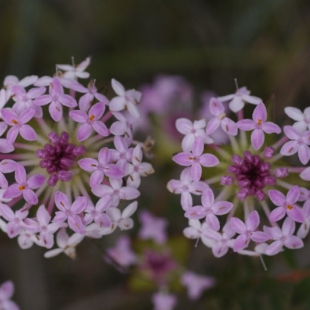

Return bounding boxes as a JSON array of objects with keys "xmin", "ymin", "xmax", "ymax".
[{"xmin": 1, "ymin": 0, "xmax": 310, "ymax": 309}]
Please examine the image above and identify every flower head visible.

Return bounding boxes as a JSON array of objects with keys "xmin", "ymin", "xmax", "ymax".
[
  {"xmin": 169, "ymin": 86, "xmax": 310, "ymax": 258},
  {"xmin": 0, "ymin": 57, "xmax": 154, "ymax": 257}
]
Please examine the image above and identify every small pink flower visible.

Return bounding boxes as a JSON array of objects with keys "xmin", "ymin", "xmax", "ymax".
[
  {"xmin": 78, "ymin": 147, "xmax": 124, "ymax": 187},
  {"xmin": 185, "ymin": 188, "xmax": 233, "ymax": 231},
  {"xmin": 167, "ymin": 167, "xmax": 208, "ymax": 210},
  {"xmin": 230, "ymin": 211, "xmax": 270, "ymax": 251},
  {"xmin": 280, "ymin": 125, "xmax": 310, "ymax": 164},
  {"xmin": 172, "ymin": 137, "xmax": 219, "ymax": 182},
  {"xmin": 206, "ymin": 98, "xmax": 237, "ymax": 136},
  {"xmin": 110, "ymin": 79, "xmax": 142, "ymax": 118},
  {"xmin": 269, "ymin": 186, "xmax": 304, "ymax": 223},
  {"xmin": 237, "ymin": 102, "xmax": 281, "ymax": 150},
  {"xmin": 3, "ymin": 165, "xmax": 45, "ymax": 205},
  {"xmin": 181, "ymin": 271, "xmax": 215, "ymax": 300},
  {"xmin": 53, "ymin": 191, "xmax": 88, "ymax": 234},
  {"xmin": 260, "ymin": 217, "xmax": 304, "ymax": 255},
  {"xmin": 57, "ymin": 57, "xmax": 91, "ymax": 80},
  {"xmin": 218, "ymin": 86, "xmax": 262, "ymax": 113},
  {"xmin": 138, "ymin": 210, "xmax": 168, "ymax": 244},
  {"xmin": 2, "ymin": 108, "xmax": 37, "ymax": 144},
  {"xmin": 69, "ymin": 101, "xmax": 109, "ymax": 141},
  {"xmin": 105, "ymin": 235, "xmax": 137, "ymax": 268},
  {"xmin": 175, "ymin": 118, "xmax": 209, "ymax": 152},
  {"xmin": 34, "ymin": 77, "xmax": 77, "ymax": 121}
]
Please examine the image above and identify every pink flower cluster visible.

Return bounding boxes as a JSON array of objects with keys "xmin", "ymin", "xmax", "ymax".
[
  {"xmin": 105, "ymin": 210, "xmax": 215, "ymax": 310},
  {"xmin": 0, "ymin": 57, "xmax": 154, "ymax": 257},
  {"xmin": 168, "ymin": 86, "xmax": 310, "ymax": 258}
]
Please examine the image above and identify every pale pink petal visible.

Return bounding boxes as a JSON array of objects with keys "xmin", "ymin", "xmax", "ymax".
[
  {"xmin": 77, "ymin": 123, "xmax": 92, "ymax": 141},
  {"xmin": 209, "ymin": 98, "xmax": 224, "ymax": 116},
  {"xmin": 233, "ymin": 234, "xmax": 248, "ymax": 251},
  {"xmin": 71, "ymin": 196, "xmax": 88, "ymax": 214},
  {"xmin": 176, "ymin": 118, "xmax": 192, "ymax": 134},
  {"xmin": 265, "ymin": 241, "xmax": 283, "ymax": 256},
  {"xmin": 55, "ymin": 191, "xmax": 70, "ymax": 211},
  {"xmin": 262, "ymin": 122, "xmax": 281, "ymax": 134},
  {"xmin": 284, "ymin": 236, "xmax": 304, "ymax": 249},
  {"xmin": 15, "ymin": 165, "xmax": 27, "ymax": 184},
  {"xmin": 206, "ymin": 213, "xmax": 220, "ymax": 231},
  {"xmin": 298, "ymin": 144, "xmax": 310, "ymax": 164},
  {"xmin": 251, "ymin": 129, "xmax": 264, "ymax": 150},
  {"xmin": 20, "ymin": 124, "xmax": 37, "ymax": 141},
  {"xmin": 269, "ymin": 207, "xmax": 286, "ymax": 222},
  {"xmin": 206, "ymin": 118, "xmax": 220, "ymax": 135},
  {"xmin": 212, "ymin": 201, "xmax": 233, "ymax": 215},
  {"xmin": 68, "ymin": 215, "xmax": 84, "ymax": 234},
  {"xmin": 23, "ymin": 188, "xmax": 38, "ymax": 205},
  {"xmin": 237, "ymin": 119, "xmax": 256, "ymax": 131},
  {"xmin": 229, "ymin": 97, "xmax": 244, "ymax": 112},
  {"xmin": 201, "ymin": 188, "xmax": 214, "ymax": 207},
  {"xmin": 245, "ymin": 210, "xmax": 259, "ymax": 231},
  {"xmin": 269, "ymin": 190, "xmax": 286, "ymax": 206},
  {"xmin": 191, "ymin": 162, "xmax": 202, "ymax": 181},
  {"xmin": 253, "ymin": 102, "xmax": 267, "ymax": 122},
  {"xmin": 242, "ymin": 95, "xmax": 261, "ymax": 104},
  {"xmin": 93, "ymin": 121, "xmax": 109, "ymax": 136},
  {"xmin": 109, "ymin": 97, "xmax": 126, "ymax": 112},
  {"xmin": 33, "ymin": 95, "xmax": 52, "ymax": 106},
  {"xmin": 280, "ymin": 141, "xmax": 298, "ymax": 156},
  {"xmin": 49, "ymin": 102, "xmax": 62, "ymax": 122},
  {"xmin": 37, "ymin": 205, "xmax": 51, "ymax": 226},
  {"xmin": 27, "ymin": 174, "xmax": 45, "ymax": 189},
  {"xmin": 185, "ymin": 206, "xmax": 206, "ymax": 219},
  {"xmin": 230, "ymin": 217, "xmax": 246, "ymax": 234},
  {"xmin": 199, "ymin": 154, "xmax": 219, "ymax": 167},
  {"xmin": 89, "ymin": 102, "xmax": 105, "ymax": 120},
  {"xmin": 78, "ymin": 158, "xmax": 98, "ymax": 171},
  {"xmin": 284, "ymin": 107, "xmax": 304, "ymax": 121},
  {"xmin": 90, "ymin": 170, "xmax": 104, "ymax": 187},
  {"xmin": 221, "ymin": 117, "xmax": 237, "ymax": 135},
  {"xmin": 287, "ymin": 206, "xmax": 304, "ymax": 223},
  {"xmin": 69, "ymin": 110, "xmax": 88, "ymax": 123},
  {"xmin": 282, "ymin": 217, "xmax": 295, "ymax": 236},
  {"xmin": 284, "ymin": 125, "xmax": 300, "ymax": 140},
  {"xmin": 6, "ymin": 127, "xmax": 19, "ymax": 144},
  {"xmin": 111, "ymin": 79, "xmax": 125, "ymax": 96}
]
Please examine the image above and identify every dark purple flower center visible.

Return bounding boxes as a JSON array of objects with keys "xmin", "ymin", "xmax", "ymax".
[
  {"xmin": 226, "ymin": 151, "xmax": 276, "ymax": 201},
  {"xmin": 142, "ymin": 250, "xmax": 176, "ymax": 282},
  {"xmin": 36, "ymin": 131, "xmax": 86, "ymax": 186}
]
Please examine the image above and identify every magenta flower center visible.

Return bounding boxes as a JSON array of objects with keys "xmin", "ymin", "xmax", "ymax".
[
  {"xmin": 227, "ymin": 151, "xmax": 276, "ymax": 201},
  {"xmin": 35, "ymin": 131, "xmax": 86, "ymax": 186},
  {"xmin": 143, "ymin": 250, "xmax": 176, "ymax": 282}
]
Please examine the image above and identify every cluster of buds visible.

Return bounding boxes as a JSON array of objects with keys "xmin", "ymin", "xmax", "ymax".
[
  {"xmin": 168, "ymin": 85, "xmax": 310, "ymax": 258},
  {"xmin": 105, "ymin": 210, "xmax": 215, "ymax": 310},
  {"xmin": 0, "ymin": 57, "xmax": 154, "ymax": 258}
]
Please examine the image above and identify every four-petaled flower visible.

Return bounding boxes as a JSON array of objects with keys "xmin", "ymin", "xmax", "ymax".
[
  {"xmin": 109, "ymin": 79, "xmax": 142, "ymax": 118},
  {"xmin": 53, "ymin": 191, "xmax": 88, "ymax": 234},
  {"xmin": 69, "ymin": 101, "xmax": 109, "ymax": 141},
  {"xmin": 185, "ymin": 188, "xmax": 233, "ymax": 231},
  {"xmin": 172, "ymin": 137, "xmax": 219, "ymax": 182},
  {"xmin": 34, "ymin": 77, "xmax": 77, "ymax": 121},
  {"xmin": 1, "ymin": 108, "xmax": 37, "ymax": 144},
  {"xmin": 3, "ymin": 165, "xmax": 45, "ymax": 205},
  {"xmin": 237, "ymin": 102, "xmax": 281, "ymax": 150},
  {"xmin": 206, "ymin": 98, "xmax": 237, "ymax": 136},
  {"xmin": 269, "ymin": 186, "xmax": 304, "ymax": 223}
]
